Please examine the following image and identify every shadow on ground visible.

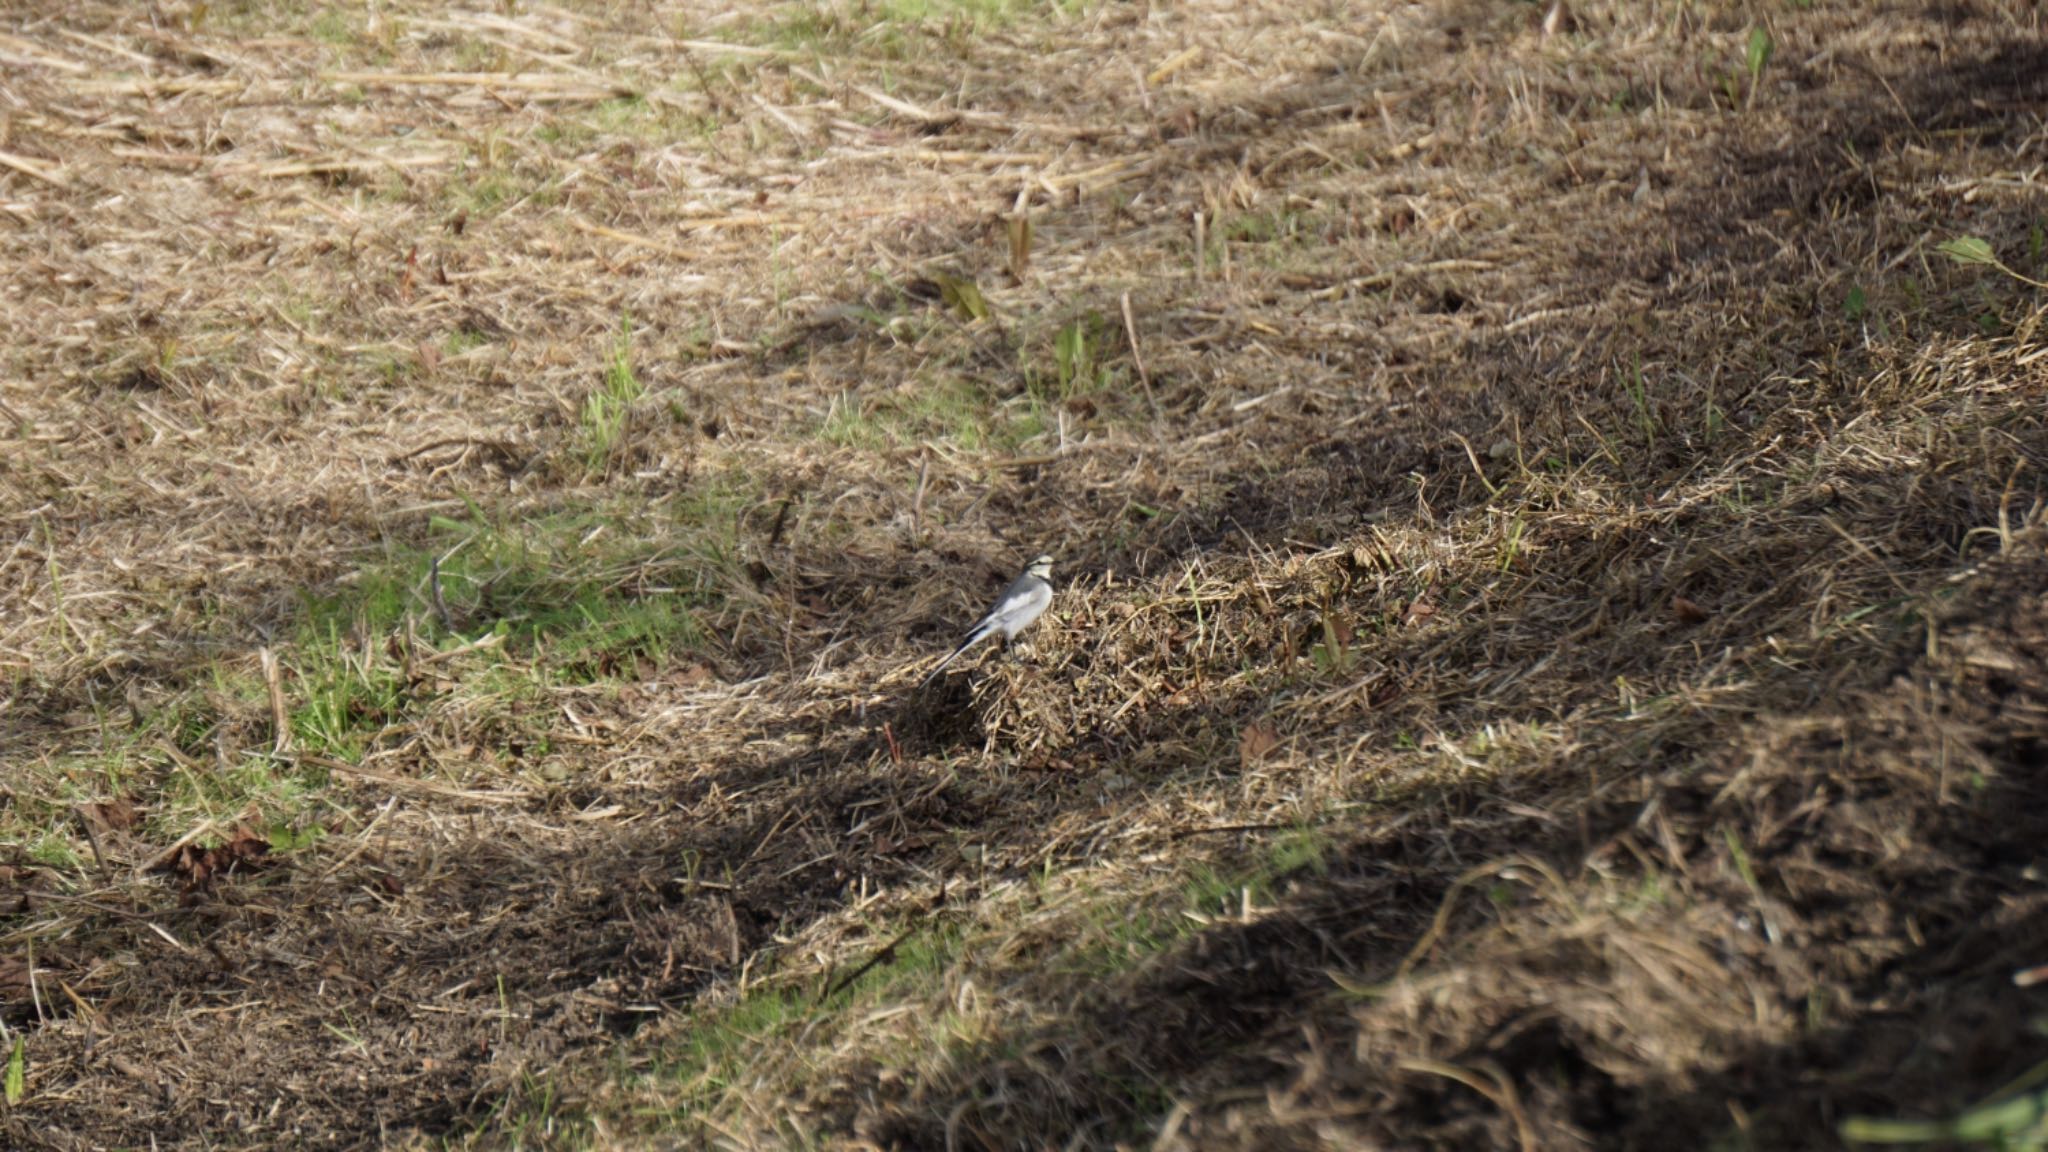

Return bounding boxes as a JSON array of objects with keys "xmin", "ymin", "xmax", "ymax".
[{"xmin": 769, "ymin": 16, "xmax": 2048, "ymax": 1152}]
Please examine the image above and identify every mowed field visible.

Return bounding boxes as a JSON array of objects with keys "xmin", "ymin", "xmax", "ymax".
[{"xmin": 4, "ymin": 1, "xmax": 2048, "ymax": 1148}]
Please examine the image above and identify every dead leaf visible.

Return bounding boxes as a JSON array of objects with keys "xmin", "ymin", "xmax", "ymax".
[
  {"xmin": 1006, "ymin": 214, "xmax": 1032, "ymax": 279},
  {"xmin": 0, "ymin": 954, "xmax": 33, "ymax": 1008},
  {"xmin": 1542, "ymin": 0, "xmax": 1573, "ymax": 36},
  {"xmin": 0, "ymin": 867, "xmax": 43, "ymax": 915},
  {"xmin": 1404, "ymin": 597, "xmax": 1438, "ymax": 626},
  {"xmin": 398, "ymin": 244, "xmax": 419, "ymax": 303},
  {"xmin": 1369, "ymin": 677, "xmax": 1404, "ymax": 709},
  {"xmin": 1239, "ymin": 719, "xmax": 1280, "ymax": 767},
  {"xmin": 1671, "ymin": 595, "xmax": 1711, "ymax": 625},
  {"xmin": 77, "ymin": 797, "xmax": 140, "ymax": 838},
  {"xmin": 155, "ymin": 825, "xmax": 275, "ymax": 892},
  {"xmin": 670, "ymin": 663, "xmax": 715, "ymax": 687},
  {"xmin": 932, "ymin": 273, "xmax": 991, "ymax": 322}
]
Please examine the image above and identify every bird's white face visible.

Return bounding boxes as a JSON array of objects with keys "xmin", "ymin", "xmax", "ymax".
[{"xmin": 1025, "ymin": 555, "xmax": 1054, "ymax": 579}]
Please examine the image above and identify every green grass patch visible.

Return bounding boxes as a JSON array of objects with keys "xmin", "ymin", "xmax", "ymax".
[
  {"xmin": 0, "ymin": 673, "xmax": 333, "ymax": 872},
  {"xmin": 446, "ymin": 165, "xmax": 529, "ymax": 219},
  {"xmin": 0, "ymin": 752, "xmax": 120, "ymax": 868},
  {"xmin": 582, "ymin": 318, "xmax": 646, "ymax": 475},
  {"xmin": 1023, "ymin": 310, "xmax": 1125, "ymax": 405},
  {"xmin": 737, "ymin": 0, "xmax": 1083, "ymax": 56},
  {"xmin": 594, "ymin": 824, "xmax": 1335, "ymax": 1141},
  {"xmin": 1222, "ymin": 207, "xmax": 1340, "ymax": 253},
  {"xmin": 196, "ymin": 2, "xmax": 391, "ymax": 64},
  {"xmin": 309, "ymin": 8, "xmax": 355, "ymax": 47},
  {"xmin": 287, "ymin": 622, "xmax": 412, "ymax": 759},
  {"xmin": 817, "ymin": 372, "xmax": 1045, "ymax": 453},
  {"xmin": 533, "ymin": 97, "xmax": 720, "ymax": 152},
  {"xmin": 287, "ymin": 484, "xmax": 750, "ymax": 758},
  {"xmin": 163, "ymin": 749, "xmax": 332, "ymax": 846}
]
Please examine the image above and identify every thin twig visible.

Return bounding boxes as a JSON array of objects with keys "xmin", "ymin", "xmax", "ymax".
[
  {"xmin": 1121, "ymin": 291, "xmax": 1160, "ymax": 421},
  {"xmin": 1167, "ymin": 822, "xmax": 1289, "ymax": 841},
  {"xmin": 911, "ymin": 453, "xmax": 930, "ymax": 547},
  {"xmin": 818, "ymin": 925, "xmax": 919, "ymax": 1004},
  {"xmin": 0, "ymin": 150, "xmax": 66, "ymax": 187},
  {"xmin": 427, "ymin": 554, "xmax": 455, "ymax": 631},
  {"xmin": 74, "ymin": 806, "xmax": 110, "ymax": 880},
  {"xmin": 259, "ymin": 647, "xmax": 292, "ymax": 756}
]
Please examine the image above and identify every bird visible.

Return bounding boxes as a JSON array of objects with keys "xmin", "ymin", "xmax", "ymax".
[{"xmin": 921, "ymin": 554, "xmax": 1055, "ymax": 688}]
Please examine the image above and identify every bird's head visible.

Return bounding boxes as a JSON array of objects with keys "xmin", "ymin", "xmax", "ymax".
[{"xmin": 1025, "ymin": 554, "xmax": 1055, "ymax": 579}]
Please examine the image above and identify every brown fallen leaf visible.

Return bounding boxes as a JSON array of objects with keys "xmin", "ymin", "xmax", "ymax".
[
  {"xmin": 1239, "ymin": 718, "xmax": 1280, "ymax": 767},
  {"xmin": 1006, "ymin": 214, "xmax": 1032, "ymax": 279},
  {"xmin": 1369, "ymin": 677, "xmax": 1405, "ymax": 709},
  {"xmin": 1671, "ymin": 595, "xmax": 1711, "ymax": 625},
  {"xmin": 155, "ymin": 826, "xmax": 275, "ymax": 892},
  {"xmin": 77, "ymin": 797, "xmax": 141, "ymax": 838},
  {"xmin": 670, "ymin": 662, "xmax": 715, "ymax": 687},
  {"xmin": 1328, "ymin": 615, "xmax": 1356, "ymax": 646},
  {"xmin": 0, "ymin": 866, "xmax": 43, "ymax": 915},
  {"xmin": 0, "ymin": 953, "xmax": 34, "ymax": 1013}
]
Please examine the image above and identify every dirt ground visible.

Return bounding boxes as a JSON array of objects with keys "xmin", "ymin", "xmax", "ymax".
[{"xmin": 2, "ymin": 0, "xmax": 2047, "ymax": 1149}]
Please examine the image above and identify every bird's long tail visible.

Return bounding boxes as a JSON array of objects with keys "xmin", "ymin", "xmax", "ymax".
[{"xmin": 920, "ymin": 624, "xmax": 992, "ymax": 688}]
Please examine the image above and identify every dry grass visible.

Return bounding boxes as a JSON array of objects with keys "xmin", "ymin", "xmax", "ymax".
[{"xmin": 3, "ymin": 0, "xmax": 2048, "ymax": 1149}]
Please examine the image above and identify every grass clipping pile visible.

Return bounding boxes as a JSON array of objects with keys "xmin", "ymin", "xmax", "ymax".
[{"xmin": 2, "ymin": 0, "xmax": 2048, "ymax": 1149}]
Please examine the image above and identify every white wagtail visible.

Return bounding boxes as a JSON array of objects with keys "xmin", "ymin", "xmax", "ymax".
[{"xmin": 921, "ymin": 554, "xmax": 1055, "ymax": 687}]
